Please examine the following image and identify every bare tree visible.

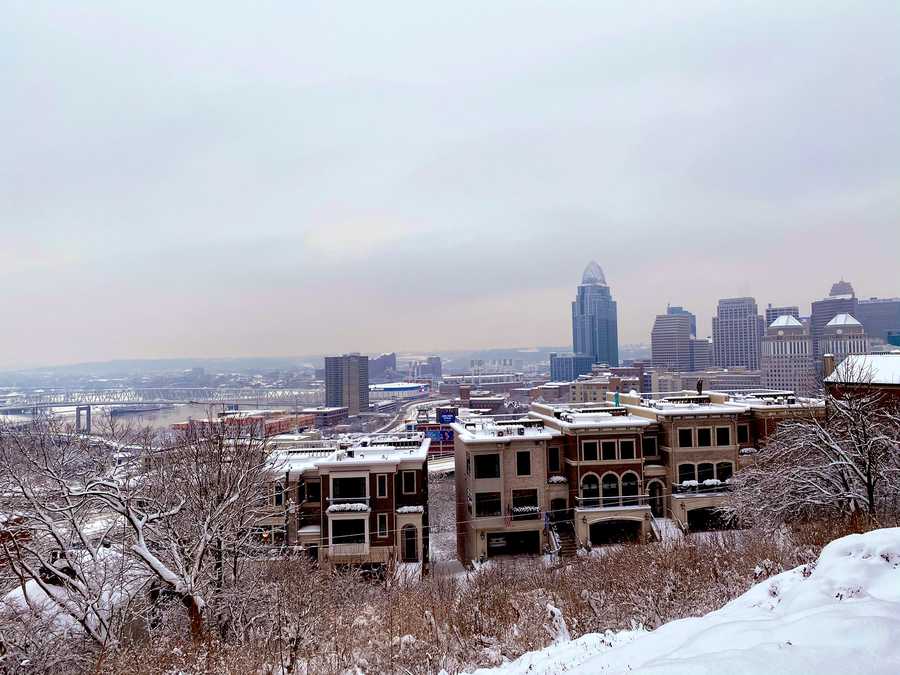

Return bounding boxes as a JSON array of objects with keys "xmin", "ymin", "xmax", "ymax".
[{"xmin": 724, "ymin": 369, "xmax": 900, "ymax": 526}]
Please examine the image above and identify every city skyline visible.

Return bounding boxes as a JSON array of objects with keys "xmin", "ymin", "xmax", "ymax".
[{"xmin": 2, "ymin": 2, "xmax": 899, "ymax": 369}]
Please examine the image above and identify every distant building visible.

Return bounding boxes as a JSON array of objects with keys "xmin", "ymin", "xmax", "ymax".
[
  {"xmin": 651, "ymin": 314, "xmax": 692, "ymax": 371},
  {"xmin": 712, "ymin": 298, "xmax": 764, "ymax": 370},
  {"xmin": 761, "ymin": 315, "xmax": 814, "ymax": 394},
  {"xmin": 369, "ymin": 353, "xmax": 397, "ymax": 381},
  {"xmin": 820, "ymin": 314, "xmax": 868, "ymax": 366},
  {"xmin": 572, "ymin": 261, "xmax": 619, "ymax": 366},
  {"xmin": 652, "ymin": 368, "xmax": 762, "ymax": 393},
  {"xmin": 325, "ymin": 354, "xmax": 370, "ymax": 416},
  {"xmin": 855, "ymin": 298, "xmax": 900, "ymax": 343},
  {"xmin": 666, "ymin": 305, "xmax": 697, "ymax": 337},
  {"xmin": 825, "ymin": 353, "xmax": 900, "ymax": 399},
  {"xmin": 426, "ymin": 356, "xmax": 442, "ymax": 380},
  {"xmin": 811, "ymin": 281, "xmax": 858, "ymax": 367},
  {"xmin": 549, "ymin": 352, "xmax": 594, "ymax": 382},
  {"xmin": 765, "ymin": 304, "xmax": 801, "ymax": 327},
  {"xmin": 689, "ymin": 337, "xmax": 712, "ymax": 371}
]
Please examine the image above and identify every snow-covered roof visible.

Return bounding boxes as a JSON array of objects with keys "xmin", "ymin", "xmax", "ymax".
[
  {"xmin": 452, "ymin": 420, "xmax": 560, "ymax": 443},
  {"xmin": 768, "ymin": 314, "xmax": 803, "ymax": 329},
  {"xmin": 269, "ymin": 436, "xmax": 429, "ymax": 476},
  {"xmin": 826, "ymin": 354, "xmax": 900, "ymax": 386},
  {"xmin": 826, "ymin": 313, "xmax": 862, "ymax": 327}
]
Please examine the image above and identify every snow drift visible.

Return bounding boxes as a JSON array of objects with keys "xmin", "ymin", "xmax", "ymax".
[{"xmin": 474, "ymin": 527, "xmax": 900, "ymax": 674}]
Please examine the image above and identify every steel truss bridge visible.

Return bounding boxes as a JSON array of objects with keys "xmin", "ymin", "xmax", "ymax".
[{"xmin": 0, "ymin": 387, "xmax": 324, "ymax": 413}]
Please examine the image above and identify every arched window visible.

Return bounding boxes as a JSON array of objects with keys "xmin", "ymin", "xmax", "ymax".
[
  {"xmin": 621, "ymin": 472, "xmax": 639, "ymax": 506},
  {"xmin": 581, "ymin": 474, "xmax": 600, "ymax": 508},
  {"xmin": 697, "ymin": 463, "xmax": 715, "ymax": 491},
  {"xmin": 601, "ymin": 473, "xmax": 620, "ymax": 508},
  {"xmin": 716, "ymin": 462, "xmax": 734, "ymax": 483},
  {"xmin": 678, "ymin": 463, "xmax": 696, "ymax": 484},
  {"xmin": 273, "ymin": 482, "xmax": 284, "ymax": 507}
]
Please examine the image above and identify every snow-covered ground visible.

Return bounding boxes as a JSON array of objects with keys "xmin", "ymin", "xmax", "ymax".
[{"xmin": 473, "ymin": 527, "xmax": 900, "ymax": 674}]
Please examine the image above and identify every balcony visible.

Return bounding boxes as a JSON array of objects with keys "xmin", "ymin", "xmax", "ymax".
[
  {"xmin": 673, "ymin": 480, "xmax": 732, "ymax": 496},
  {"xmin": 511, "ymin": 506, "xmax": 542, "ymax": 521},
  {"xmin": 576, "ymin": 494, "xmax": 647, "ymax": 510},
  {"xmin": 326, "ymin": 496, "xmax": 370, "ymax": 513}
]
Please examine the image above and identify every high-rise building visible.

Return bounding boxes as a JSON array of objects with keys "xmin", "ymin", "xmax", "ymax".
[
  {"xmin": 820, "ymin": 314, "xmax": 868, "ymax": 365},
  {"xmin": 368, "ymin": 352, "xmax": 397, "ymax": 381},
  {"xmin": 549, "ymin": 352, "xmax": 594, "ymax": 382},
  {"xmin": 855, "ymin": 298, "xmax": 900, "ymax": 343},
  {"xmin": 665, "ymin": 305, "xmax": 696, "ymax": 337},
  {"xmin": 689, "ymin": 337, "xmax": 712, "ymax": 371},
  {"xmin": 571, "ymin": 261, "xmax": 619, "ymax": 366},
  {"xmin": 765, "ymin": 304, "xmax": 801, "ymax": 328},
  {"xmin": 712, "ymin": 297, "xmax": 764, "ymax": 370},
  {"xmin": 810, "ymin": 281, "xmax": 858, "ymax": 366},
  {"xmin": 651, "ymin": 314, "xmax": 692, "ymax": 371},
  {"xmin": 325, "ymin": 353, "xmax": 370, "ymax": 416},
  {"xmin": 761, "ymin": 315, "xmax": 814, "ymax": 394},
  {"xmin": 425, "ymin": 356, "xmax": 443, "ymax": 380}
]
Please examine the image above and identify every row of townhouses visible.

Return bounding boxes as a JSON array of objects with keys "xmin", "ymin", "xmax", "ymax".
[
  {"xmin": 255, "ymin": 390, "xmax": 826, "ymax": 568},
  {"xmin": 452, "ymin": 390, "xmax": 824, "ymax": 560}
]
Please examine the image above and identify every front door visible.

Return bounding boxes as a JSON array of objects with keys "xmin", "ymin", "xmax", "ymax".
[
  {"xmin": 401, "ymin": 525, "xmax": 417, "ymax": 562},
  {"xmin": 649, "ymin": 482, "xmax": 663, "ymax": 517}
]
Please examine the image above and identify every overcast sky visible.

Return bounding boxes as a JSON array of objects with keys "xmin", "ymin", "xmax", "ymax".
[{"xmin": 2, "ymin": 1, "xmax": 899, "ymax": 368}]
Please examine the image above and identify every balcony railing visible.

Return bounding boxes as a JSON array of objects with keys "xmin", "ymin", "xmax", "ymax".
[
  {"xmin": 329, "ymin": 542, "xmax": 369, "ymax": 558},
  {"xmin": 576, "ymin": 494, "xmax": 647, "ymax": 509},
  {"xmin": 673, "ymin": 481, "xmax": 732, "ymax": 495},
  {"xmin": 327, "ymin": 496, "xmax": 370, "ymax": 505}
]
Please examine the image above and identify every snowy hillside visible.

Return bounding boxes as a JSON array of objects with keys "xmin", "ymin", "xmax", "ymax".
[{"xmin": 474, "ymin": 528, "xmax": 900, "ymax": 674}]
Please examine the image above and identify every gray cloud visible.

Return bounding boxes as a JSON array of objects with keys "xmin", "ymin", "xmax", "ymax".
[{"xmin": 1, "ymin": 1, "xmax": 898, "ymax": 367}]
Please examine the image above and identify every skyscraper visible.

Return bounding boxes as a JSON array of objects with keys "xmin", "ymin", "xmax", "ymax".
[
  {"xmin": 765, "ymin": 304, "xmax": 801, "ymax": 328},
  {"xmin": 549, "ymin": 352, "xmax": 594, "ymax": 382},
  {"xmin": 810, "ymin": 281, "xmax": 858, "ymax": 366},
  {"xmin": 761, "ymin": 315, "xmax": 814, "ymax": 394},
  {"xmin": 712, "ymin": 297, "xmax": 764, "ymax": 370},
  {"xmin": 820, "ymin": 314, "xmax": 869, "ymax": 365},
  {"xmin": 571, "ymin": 261, "xmax": 619, "ymax": 366},
  {"xmin": 855, "ymin": 297, "xmax": 900, "ymax": 343},
  {"xmin": 666, "ymin": 305, "xmax": 697, "ymax": 337},
  {"xmin": 651, "ymin": 313, "xmax": 693, "ymax": 371},
  {"xmin": 325, "ymin": 353, "xmax": 369, "ymax": 416}
]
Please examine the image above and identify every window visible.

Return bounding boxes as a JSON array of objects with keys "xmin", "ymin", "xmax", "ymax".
[
  {"xmin": 402, "ymin": 471, "xmax": 416, "ymax": 495},
  {"xmin": 737, "ymin": 424, "xmax": 750, "ymax": 444},
  {"xmin": 331, "ymin": 519, "xmax": 366, "ymax": 545},
  {"xmin": 273, "ymin": 482, "xmax": 284, "ymax": 507},
  {"xmin": 474, "ymin": 454, "xmax": 501, "ymax": 479},
  {"xmin": 297, "ymin": 482, "xmax": 306, "ymax": 503},
  {"xmin": 716, "ymin": 427, "xmax": 731, "ymax": 446},
  {"xmin": 697, "ymin": 462, "xmax": 715, "ymax": 483},
  {"xmin": 642, "ymin": 437, "xmax": 658, "ymax": 456},
  {"xmin": 678, "ymin": 428, "xmax": 693, "ymax": 448},
  {"xmin": 377, "ymin": 513, "xmax": 388, "ymax": 538},
  {"xmin": 601, "ymin": 441, "xmax": 617, "ymax": 461},
  {"xmin": 547, "ymin": 447, "xmax": 561, "ymax": 472},
  {"xmin": 512, "ymin": 489, "xmax": 538, "ymax": 519},
  {"xmin": 333, "ymin": 476, "xmax": 367, "ymax": 500},
  {"xmin": 376, "ymin": 474, "xmax": 388, "ymax": 499},
  {"xmin": 581, "ymin": 474, "xmax": 600, "ymax": 508},
  {"xmin": 306, "ymin": 481, "xmax": 321, "ymax": 502},
  {"xmin": 716, "ymin": 462, "xmax": 734, "ymax": 482},
  {"xmin": 582, "ymin": 441, "xmax": 598, "ymax": 462},
  {"xmin": 678, "ymin": 463, "xmax": 696, "ymax": 484},
  {"xmin": 601, "ymin": 474, "xmax": 620, "ymax": 508},
  {"xmin": 619, "ymin": 439, "xmax": 635, "ymax": 460},
  {"xmin": 475, "ymin": 492, "xmax": 502, "ymax": 517},
  {"xmin": 621, "ymin": 472, "xmax": 639, "ymax": 506},
  {"xmin": 516, "ymin": 450, "xmax": 531, "ymax": 476},
  {"xmin": 697, "ymin": 428, "xmax": 712, "ymax": 447}
]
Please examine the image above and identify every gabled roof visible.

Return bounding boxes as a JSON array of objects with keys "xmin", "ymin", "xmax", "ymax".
[
  {"xmin": 826, "ymin": 313, "xmax": 861, "ymax": 327},
  {"xmin": 769, "ymin": 315, "xmax": 803, "ymax": 329}
]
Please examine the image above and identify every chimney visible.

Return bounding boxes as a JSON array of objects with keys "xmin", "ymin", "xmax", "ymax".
[{"xmin": 823, "ymin": 354, "xmax": 836, "ymax": 379}]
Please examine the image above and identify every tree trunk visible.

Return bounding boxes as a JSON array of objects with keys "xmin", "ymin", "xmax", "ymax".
[{"xmin": 183, "ymin": 594, "xmax": 204, "ymax": 640}]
